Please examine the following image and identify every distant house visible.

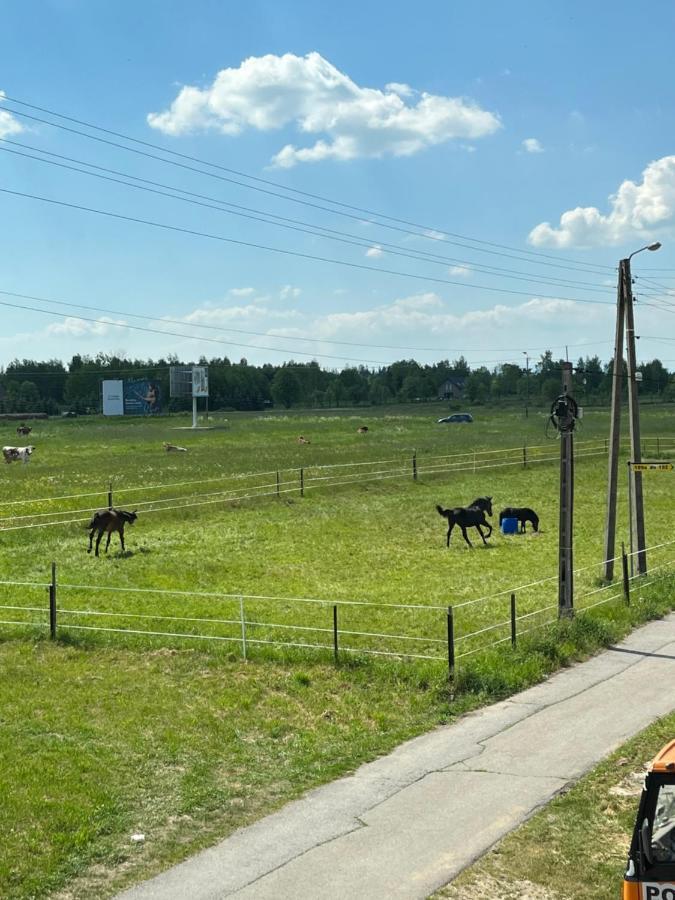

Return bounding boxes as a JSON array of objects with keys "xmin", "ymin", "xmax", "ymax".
[{"xmin": 438, "ymin": 377, "xmax": 465, "ymax": 400}]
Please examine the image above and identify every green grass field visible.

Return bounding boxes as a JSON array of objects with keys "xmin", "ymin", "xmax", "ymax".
[{"xmin": 0, "ymin": 403, "xmax": 673, "ymax": 898}]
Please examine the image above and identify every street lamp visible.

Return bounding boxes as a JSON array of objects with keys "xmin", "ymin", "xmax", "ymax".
[
  {"xmin": 603, "ymin": 239, "xmax": 661, "ymax": 581},
  {"xmin": 629, "ymin": 241, "xmax": 661, "ymax": 260},
  {"xmin": 522, "ymin": 351, "xmax": 530, "ymax": 418}
]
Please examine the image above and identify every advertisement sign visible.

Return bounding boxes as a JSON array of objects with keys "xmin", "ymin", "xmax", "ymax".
[
  {"xmin": 123, "ymin": 380, "xmax": 161, "ymax": 415},
  {"xmin": 102, "ymin": 380, "xmax": 124, "ymax": 416},
  {"xmin": 192, "ymin": 366, "xmax": 209, "ymax": 397}
]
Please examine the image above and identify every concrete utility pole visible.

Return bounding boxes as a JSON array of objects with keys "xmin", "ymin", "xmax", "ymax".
[
  {"xmin": 602, "ymin": 266, "xmax": 626, "ymax": 581},
  {"xmin": 558, "ymin": 362, "xmax": 575, "ymax": 618},
  {"xmin": 602, "ymin": 242, "xmax": 660, "ymax": 579},
  {"xmin": 624, "ymin": 261, "xmax": 648, "ymax": 575}
]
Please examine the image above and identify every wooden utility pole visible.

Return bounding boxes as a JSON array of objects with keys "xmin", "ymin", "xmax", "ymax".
[
  {"xmin": 624, "ymin": 260, "xmax": 648, "ymax": 575},
  {"xmin": 558, "ymin": 362, "xmax": 574, "ymax": 618},
  {"xmin": 602, "ymin": 265, "xmax": 626, "ymax": 580}
]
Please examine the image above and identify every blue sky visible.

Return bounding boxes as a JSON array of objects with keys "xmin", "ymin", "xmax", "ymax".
[{"xmin": 1, "ymin": 0, "xmax": 674, "ymax": 371}]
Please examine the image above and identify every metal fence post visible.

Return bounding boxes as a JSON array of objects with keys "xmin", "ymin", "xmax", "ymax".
[
  {"xmin": 510, "ymin": 593, "xmax": 517, "ymax": 647},
  {"xmin": 333, "ymin": 605, "xmax": 339, "ymax": 664},
  {"xmin": 49, "ymin": 561, "xmax": 57, "ymax": 640},
  {"xmin": 412, "ymin": 451, "xmax": 417, "ymax": 482},
  {"xmin": 621, "ymin": 542, "xmax": 631, "ymax": 605},
  {"xmin": 447, "ymin": 606, "xmax": 455, "ymax": 678},
  {"xmin": 300, "ymin": 467, "xmax": 304, "ymax": 497},
  {"xmin": 239, "ymin": 597, "xmax": 247, "ymax": 661},
  {"xmin": 108, "ymin": 480, "xmax": 113, "ymax": 509}
]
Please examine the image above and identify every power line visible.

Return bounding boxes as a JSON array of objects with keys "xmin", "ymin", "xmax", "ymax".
[
  {"xmin": 0, "ymin": 186, "xmax": 620, "ymax": 309},
  {"xmin": 0, "ymin": 286, "xmax": 620, "ymax": 355},
  {"xmin": 0, "ymin": 141, "xmax": 616, "ymax": 295},
  {"xmin": 1, "ymin": 94, "xmax": 617, "ymax": 275}
]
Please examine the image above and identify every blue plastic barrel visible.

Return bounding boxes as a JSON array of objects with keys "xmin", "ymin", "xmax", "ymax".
[{"xmin": 501, "ymin": 517, "xmax": 518, "ymax": 535}]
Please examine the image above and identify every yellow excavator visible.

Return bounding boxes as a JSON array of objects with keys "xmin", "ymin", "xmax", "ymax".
[{"xmin": 623, "ymin": 740, "xmax": 675, "ymax": 898}]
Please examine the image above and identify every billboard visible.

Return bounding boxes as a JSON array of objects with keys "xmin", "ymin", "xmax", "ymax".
[
  {"xmin": 123, "ymin": 380, "xmax": 161, "ymax": 415},
  {"xmin": 192, "ymin": 366, "xmax": 209, "ymax": 397},
  {"xmin": 102, "ymin": 380, "xmax": 124, "ymax": 416}
]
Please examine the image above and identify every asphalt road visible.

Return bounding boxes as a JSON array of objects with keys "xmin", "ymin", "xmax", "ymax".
[{"xmin": 118, "ymin": 612, "xmax": 675, "ymax": 899}]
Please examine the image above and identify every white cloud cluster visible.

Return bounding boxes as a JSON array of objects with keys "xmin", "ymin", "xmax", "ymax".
[
  {"xmin": 270, "ymin": 293, "xmax": 594, "ymax": 347},
  {"xmin": 365, "ymin": 245, "xmax": 383, "ymax": 258},
  {"xmin": 0, "ymin": 91, "xmax": 23, "ymax": 139},
  {"xmin": 47, "ymin": 316, "xmax": 127, "ymax": 337},
  {"xmin": 148, "ymin": 52, "xmax": 501, "ymax": 167},
  {"xmin": 522, "ymin": 137, "xmax": 543, "ymax": 153},
  {"xmin": 529, "ymin": 155, "xmax": 675, "ymax": 248}
]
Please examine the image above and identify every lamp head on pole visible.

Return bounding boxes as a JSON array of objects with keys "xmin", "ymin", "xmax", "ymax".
[{"xmin": 628, "ymin": 241, "xmax": 662, "ymax": 261}]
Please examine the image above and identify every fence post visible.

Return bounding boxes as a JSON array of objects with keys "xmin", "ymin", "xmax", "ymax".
[
  {"xmin": 412, "ymin": 451, "xmax": 418, "ymax": 482},
  {"xmin": 522, "ymin": 446, "xmax": 527, "ymax": 469},
  {"xmin": 276, "ymin": 470, "xmax": 280, "ymax": 497},
  {"xmin": 108, "ymin": 480, "xmax": 113, "ymax": 509},
  {"xmin": 239, "ymin": 597, "xmax": 247, "ymax": 661},
  {"xmin": 621, "ymin": 542, "xmax": 631, "ymax": 605},
  {"xmin": 447, "ymin": 606, "xmax": 455, "ymax": 678},
  {"xmin": 333, "ymin": 605, "xmax": 339, "ymax": 664},
  {"xmin": 510, "ymin": 593, "xmax": 517, "ymax": 647},
  {"xmin": 49, "ymin": 561, "xmax": 57, "ymax": 640},
  {"xmin": 300, "ymin": 467, "xmax": 304, "ymax": 497},
  {"xmin": 604, "ymin": 438, "xmax": 608, "ymax": 454}
]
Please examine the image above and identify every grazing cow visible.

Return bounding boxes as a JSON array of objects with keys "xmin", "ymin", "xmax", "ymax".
[
  {"xmin": 499, "ymin": 507, "xmax": 539, "ymax": 533},
  {"xmin": 164, "ymin": 442, "xmax": 188, "ymax": 452},
  {"xmin": 87, "ymin": 508, "xmax": 138, "ymax": 556},
  {"xmin": 357, "ymin": 426, "xmax": 369, "ymax": 434},
  {"xmin": 3, "ymin": 445, "xmax": 34, "ymax": 464},
  {"xmin": 297, "ymin": 436, "xmax": 311, "ymax": 444},
  {"xmin": 16, "ymin": 424, "xmax": 32, "ymax": 437}
]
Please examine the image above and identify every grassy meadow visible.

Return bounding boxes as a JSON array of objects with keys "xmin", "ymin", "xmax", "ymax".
[{"xmin": 0, "ymin": 402, "xmax": 673, "ymax": 898}]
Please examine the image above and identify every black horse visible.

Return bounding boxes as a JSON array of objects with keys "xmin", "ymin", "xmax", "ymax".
[
  {"xmin": 499, "ymin": 507, "xmax": 539, "ymax": 533},
  {"xmin": 87, "ymin": 508, "xmax": 137, "ymax": 556},
  {"xmin": 436, "ymin": 496, "xmax": 493, "ymax": 548}
]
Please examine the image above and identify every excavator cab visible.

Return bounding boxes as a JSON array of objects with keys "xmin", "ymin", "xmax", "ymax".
[{"xmin": 623, "ymin": 741, "xmax": 675, "ymax": 898}]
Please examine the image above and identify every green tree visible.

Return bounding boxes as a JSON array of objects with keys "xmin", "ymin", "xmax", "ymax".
[{"xmin": 271, "ymin": 367, "xmax": 302, "ymax": 409}]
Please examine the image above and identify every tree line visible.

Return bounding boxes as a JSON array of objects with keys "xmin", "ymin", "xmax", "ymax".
[{"xmin": 0, "ymin": 351, "xmax": 672, "ymax": 415}]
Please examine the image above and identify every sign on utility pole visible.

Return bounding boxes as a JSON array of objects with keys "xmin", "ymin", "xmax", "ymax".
[{"xmin": 557, "ymin": 362, "xmax": 575, "ymax": 618}]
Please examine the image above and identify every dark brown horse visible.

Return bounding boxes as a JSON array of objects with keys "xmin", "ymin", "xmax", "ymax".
[
  {"xmin": 436, "ymin": 496, "xmax": 493, "ymax": 548},
  {"xmin": 87, "ymin": 508, "xmax": 137, "ymax": 556}
]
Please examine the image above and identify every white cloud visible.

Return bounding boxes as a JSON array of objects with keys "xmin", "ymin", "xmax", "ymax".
[
  {"xmin": 272, "ymin": 293, "xmax": 594, "ymax": 346},
  {"xmin": 448, "ymin": 265, "xmax": 471, "ymax": 277},
  {"xmin": 148, "ymin": 52, "xmax": 501, "ymax": 167},
  {"xmin": 280, "ymin": 285, "xmax": 301, "ymax": 301},
  {"xmin": 0, "ymin": 91, "xmax": 23, "ymax": 138},
  {"xmin": 522, "ymin": 137, "xmax": 544, "ymax": 154},
  {"xmin": 180, "ymin": 303, "xmax": 301, "ymax": 328},
  {"xmin": 529, "ymin": 155, "xmax": 675, "ymax": 248},
  {"xmin": 366, "ymin": 245, "xmax": 384, "ymax": 258},
  {"xmin": 47, "ymin": 316, "xmax": 127, "ymax": 337},
  {"xmin": 228, "ymin": 287, "xmax": 256, "ymax": 298}
]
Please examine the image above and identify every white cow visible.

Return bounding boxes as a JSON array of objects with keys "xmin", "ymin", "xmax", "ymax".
[{"xmin": 3, "ymin": 445, "xmax": 35, "ymax": 464}]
